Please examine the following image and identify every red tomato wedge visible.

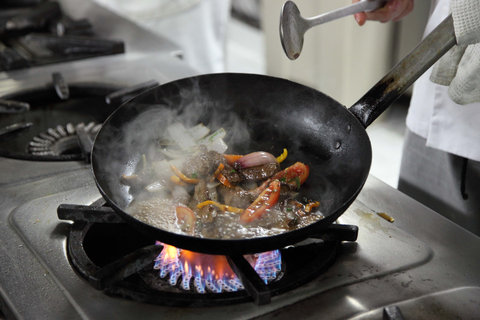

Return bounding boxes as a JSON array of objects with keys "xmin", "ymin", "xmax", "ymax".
[
  {"xmin": 240, "ymin": 180, "xmax": 281, "ymax": 223},
  {"xmin": 251, "ymin": 162, "xmax": 310, "ymax": 197},
  {"xmin": 175, "ymin": 206, "xmax": 196, "ymax": 234},
  {"xmin": 271, "ymin": 162, "xmax": 309, "ymax": 189}
]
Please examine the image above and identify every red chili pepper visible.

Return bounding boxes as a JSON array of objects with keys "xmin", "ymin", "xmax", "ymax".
[{"xmin": 240, "ymin": 180, "xmax": 281, "ymax": 223}]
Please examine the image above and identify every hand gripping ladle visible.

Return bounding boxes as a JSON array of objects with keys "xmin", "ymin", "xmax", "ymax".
[{"xmin": 280, "ymin": 0, "xmax": 390, "ymax": 60}]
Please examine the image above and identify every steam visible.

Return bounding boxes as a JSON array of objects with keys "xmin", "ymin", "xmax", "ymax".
[{"xmin": 93, "ymin": 78, "xmax": 251, "ymax": 210}]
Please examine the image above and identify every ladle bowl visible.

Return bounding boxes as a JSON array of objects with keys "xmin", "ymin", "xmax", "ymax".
[{"xmin": 280, "ymin": 0, "xmax": 390, "ymax": 60}]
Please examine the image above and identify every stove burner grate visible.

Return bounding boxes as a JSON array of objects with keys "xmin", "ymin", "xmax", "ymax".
[
  {"xmin": 0, "ymin": 74, "xmax": 159, "ymax": 161},
  {"xmin": 27, "ymin": 122, "xmax": 100, "ymax": 156},
  {"xmin": 57, "ymin": 202, "xmax": 358, "ymax": 307}
]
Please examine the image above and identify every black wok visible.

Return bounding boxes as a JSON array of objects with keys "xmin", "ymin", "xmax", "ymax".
[{"xmin": 92, "ymin": 16, "xmax": 456, "ymax": 255}]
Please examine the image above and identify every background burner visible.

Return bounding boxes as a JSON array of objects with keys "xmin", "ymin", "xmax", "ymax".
[
  {"xmin": 0, "ymin": 82, "xmax": 122, "ymax": 161},
  {"xmin": 27, "ymin": 121, "xmax": 100, "ymax": 157},
  {"xmin": 0, "ymin": 77, "xmax": 159, "ymax": 161}
]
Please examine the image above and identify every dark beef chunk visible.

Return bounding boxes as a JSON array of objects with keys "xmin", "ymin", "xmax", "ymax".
[
  {"xmin": 239, "ymin": 163, "xmax": 280, "ymax": 181},
  {"xmin": 206, "ymin": 150, "xmax": 244, "ymax": 185},
  {"xmin": 218, "ymin": 185, "xmax": 256, "ymax": 208},
  {"xmin": 182, "ymin": 147, "xmax": 244, "ymax": 185},
  {"xmin": 220, "ymin": 166, "xmax": 243, "ymax": 185},
  {"xmin": 182, "ymin": 145, "xmax": 211, "ymax": 178},
  {"xmin": 193, "ymin": 179, "xmax": 209, "ymax": 204},
  {"xmin": 188, "ymin": 178, "xmax": 220, "ymax": 212},
  {"xmin": 206, "ymin": 150, "xmax": 225, "ymax": 168},
  {"xmin": 198, "ymin": 205, "xmax": 218, "ymax": 223}
]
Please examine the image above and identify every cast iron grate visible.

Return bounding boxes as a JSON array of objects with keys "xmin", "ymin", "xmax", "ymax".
[{"xmin": 57, "ymin": 200, "xmax": 358, "ymax": 306}]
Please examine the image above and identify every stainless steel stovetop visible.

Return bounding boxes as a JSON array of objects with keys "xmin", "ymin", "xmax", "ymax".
[
  {"xmin": 0, "ymin": 1, "xmax": 480, "ymax": 319},
  {"xmin": 2, "ymin": 158, "xmax": 480, "ymax": 320}
]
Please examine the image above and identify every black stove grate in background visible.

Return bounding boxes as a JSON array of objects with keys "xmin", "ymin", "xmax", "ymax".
[
  {"xmin": 58, "ymin": 202, "xmax": 358, "ymax": 307},
  {"xmin": 0, "ymin": 75, "xmax": 159, "ymax": 161},
  {"xmin": 0, "ymin": 1, "xmax": 125, "ymax": 71}
]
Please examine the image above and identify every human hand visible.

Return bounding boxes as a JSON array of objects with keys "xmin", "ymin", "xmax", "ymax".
[
  {"xmin": 352, "ymin": 0, "xmax": 414, "ymax": 26},
  {"xmin": 451, "ymin": 0, "xmax": 480, "ymax": 45},
  {"xmin": 429, "ymin": 0, "xmax": 480, "ymax": 105}
]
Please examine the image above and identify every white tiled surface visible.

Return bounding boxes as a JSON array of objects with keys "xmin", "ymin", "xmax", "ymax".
[{"xmin": 226, "ymin": 18, "xmax": 407, "ymax": 189}]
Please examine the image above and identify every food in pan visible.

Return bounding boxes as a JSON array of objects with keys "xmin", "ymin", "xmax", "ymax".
[{"xmin": 122, "ymin": 123, "xmax": 323, "ymax": 239}]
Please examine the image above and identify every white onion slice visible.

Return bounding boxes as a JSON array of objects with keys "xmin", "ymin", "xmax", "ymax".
[
  {"xmin": 207, "ymin": 138, "xmax": 228, "ymax": 154},
  {"xmin": 235, "ymin": 152, "xmax": 278, "ymax": 168},
  {"xmin": 167, "ymin": 123, "xmax": 197, "ymax": 150},
  {"xmin": 197, "ymin": 128, "xmax": 226, "ymax": 146},
  {"xmin": 188, "ymin": 123, "xmax": 210, "ymax": 140}
]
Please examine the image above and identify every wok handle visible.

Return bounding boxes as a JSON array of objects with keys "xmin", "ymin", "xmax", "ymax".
[{"xmin": 349, "ymin": 14, "xmax": 456, "ymax": 128}]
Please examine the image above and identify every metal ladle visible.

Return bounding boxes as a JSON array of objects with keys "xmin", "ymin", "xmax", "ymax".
[{"xmin": 280, "ymin": 0, "xmax": 390, "ymax": 60}]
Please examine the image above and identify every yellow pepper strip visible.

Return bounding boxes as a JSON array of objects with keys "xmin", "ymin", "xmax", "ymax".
[
  {"xmin": 276, "ymin": 148, "xmax": 288, "ymax": 163},
  {"xmin": 304, "ymin": 201, "xmax": 320, "ymax": 213},
  {"xmin": 171, "ymin": 165, "xmax": 200, "ymax": 184},
  {"xmin": 170, "ymin": 175, "xmax": 187, "ymax": 186},
  {"xmin": 197, "ymin": 200, "xmax": 244, "ymax": 214},
  {"xmin": 377, "ymin": 212, "xmax": 395, "ymax": 223},
  {"xmin": 210, "ymin": 163, "xmax": 225, "ymax": 182}
]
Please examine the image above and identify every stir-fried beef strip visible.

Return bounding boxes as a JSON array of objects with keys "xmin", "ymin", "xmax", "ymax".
[
  {"xmin": 206, "ymin": 149, "xmax": 244, "ymax": 184},
  {"xmin": 218, "ymin": 185, "xmax": 257, "ymax": 208},
  {"xmin": 238, "ymin": 162, "xmax": 280, "ymax": 181},
  {"xmin": 189, "ymin": 179, "xmax": 220, "ymax": 224},
  {"xmin": 182, "ymin": 145, "xmax": 212, "ymax": 178},
  {"xmin": 182, "ymin": 145, "xmax": 245, "ymax": 184},
  {"xmin": 191, "ymin": 179, "xmax": 209, "ymax": 204}
]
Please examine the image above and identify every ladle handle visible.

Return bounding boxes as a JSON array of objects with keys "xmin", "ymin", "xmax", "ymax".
[
  {"xmin": 349, "ymin": 14, "xmax": 456, "ymax": 128},
  {"xmin": 307, "ymin": 0, "xmax": 389, "ymax": 28}
]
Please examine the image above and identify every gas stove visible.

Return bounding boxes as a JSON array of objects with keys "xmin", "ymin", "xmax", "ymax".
[
  {"xmin": 2, "ymin": 159, "xmax": 480, "ymax": 319},
  {"xmin": 1, "ymin": 1, "xmax": 480, "ymax": 319}
]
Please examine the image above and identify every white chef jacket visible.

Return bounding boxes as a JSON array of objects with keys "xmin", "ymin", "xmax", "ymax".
[
  {"xmin": 92, "ymin": 0, "xmax": 231, "ymax": 74},
  {"xmin": 407, "ymin": 0, "xmax": 480, "ymax": 162}
]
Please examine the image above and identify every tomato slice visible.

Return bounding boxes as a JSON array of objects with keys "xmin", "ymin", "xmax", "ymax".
[
  {"xmin": 240, "ymin": 180, "xmax": 281, "ymax": 223},
  {"xmin": 175, "ymin": 206, "xmax": 196, "ymax": 234},
  {"xmin": 272, "ymin": 162, "xmax": 309, "ymax": 189},
  {"xmin": 251, "ymin": 161, "xmax": 310, "ymax": 197}
]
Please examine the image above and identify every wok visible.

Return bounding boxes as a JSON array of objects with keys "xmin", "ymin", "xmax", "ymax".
[{"xmin": 92, "ymin": 16, "xmax": 456, "ymax": 255}]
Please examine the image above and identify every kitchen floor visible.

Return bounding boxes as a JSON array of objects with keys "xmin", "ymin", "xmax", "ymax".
[{"xmin": 226, "ymin": 18, "xmax": 407, "ymax": 189}]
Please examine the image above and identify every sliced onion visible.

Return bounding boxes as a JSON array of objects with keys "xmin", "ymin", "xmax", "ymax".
[
  {"xmin": 167, "ymin": 122, "xmax": 197, "ymax": 150},
  {"xmin": 207, "ymin": 181, "xmax": 221, "ymax": 188},
  {"xmin": 235, "ymin": 151, "xmax": 278, "ymax": 168}
]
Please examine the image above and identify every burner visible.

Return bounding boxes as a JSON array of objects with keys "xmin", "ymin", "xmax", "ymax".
[
  {"xmin": 58, "ymin": 203, "xmax": 358, "ymax": 307},
  {"xmin": 27, "ymin": 122, "xmax": 100, "ymax": 156},
  {"xmin": 0, "ymin": 75, "xmax": 159, "ymax": 161},
  {"xmin": 150, "ymin": 242, "xmax": 283, "ymax": 294}
]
